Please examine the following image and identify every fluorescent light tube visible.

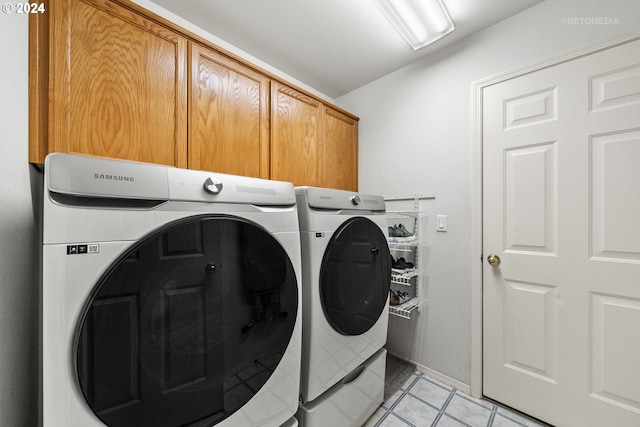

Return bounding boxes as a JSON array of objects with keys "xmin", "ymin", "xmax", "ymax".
[{"xmin": 374, "ymin": 0, "xmax": 455, "ymax": 50}]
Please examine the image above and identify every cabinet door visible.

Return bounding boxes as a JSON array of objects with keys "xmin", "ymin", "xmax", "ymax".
[
  {"xmin": 322, "ymin": 107, "xmax": 358, "ymax": 191},
  {"xmin": 42, "ymin": 0, "xmax": 187, "ymax": 166},
  {"xmin": 189, "ymin": 43, "xmax": 270, "ymax": 178},
  {"xmin": 270, "ymin": 82, "xmax": 323, "ymax": 186}
]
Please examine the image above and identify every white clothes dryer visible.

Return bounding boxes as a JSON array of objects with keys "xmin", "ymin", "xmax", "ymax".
[
  {"xmin": 294, "ymin": 187, "xmax": 391, "ymax": 407},
  {"xmin": 41, "ymin": 153, "xmax": 302, "ymax": 427}
]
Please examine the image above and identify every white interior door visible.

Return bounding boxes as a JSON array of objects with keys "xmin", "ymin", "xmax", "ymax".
[{"xmin": 483, "ymin": 37, "xmax": 640, "ymax": 427}]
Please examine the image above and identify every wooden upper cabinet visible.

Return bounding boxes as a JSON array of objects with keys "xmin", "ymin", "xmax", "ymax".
[
  {"xmin": 270, "ymin": 82, "xmax": 323, "ymax": 187},
  {"xmin": 188, "ymin": 42, "xmax": 270, "ymax": 178},
  {"xmin": 30, "ymin": 0, "xmax": 188, "ymax": 166},
  {"xmin": 29, "ymin": 0, "xmax": 359, "ymax": 184},
  {"xmin": 322, "ymin": 107, "xmax": 358, "ymax": 191}
]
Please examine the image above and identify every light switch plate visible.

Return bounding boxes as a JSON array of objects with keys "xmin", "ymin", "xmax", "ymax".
[{"xmin": 436, "ymin": 215, "xmax": 447, "ymax": 232}]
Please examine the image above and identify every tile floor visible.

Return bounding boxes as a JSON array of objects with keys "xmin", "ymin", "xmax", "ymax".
[{"xmin": 365, "ymin": 371, "xmax": 551, "ymax": 427}]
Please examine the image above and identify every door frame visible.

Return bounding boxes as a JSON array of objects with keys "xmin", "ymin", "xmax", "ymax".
[{"xmin": 469, "ymin": 26, "xmax": 640, "ymax": 399}]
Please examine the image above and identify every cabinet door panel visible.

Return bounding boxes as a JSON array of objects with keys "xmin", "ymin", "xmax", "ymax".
[
  {"xmin": 323, "ymin": 107, "xmax": 358, "ymax": 191},
  {"xmin": 48, "ymin": 0, "xmax": 187, "ymax": 166},
  {"xmin": 189, "ymin": 43, "xmax": 270, "ymax": 178},
  {"xmin": 270, "ymin": 83, "xmax": 323, "ymax": 187}
]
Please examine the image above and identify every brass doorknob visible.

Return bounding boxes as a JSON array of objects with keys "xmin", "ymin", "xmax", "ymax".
[{"xmin": 487, "ymin": 254, "xmax": 501, "ymax": 266}]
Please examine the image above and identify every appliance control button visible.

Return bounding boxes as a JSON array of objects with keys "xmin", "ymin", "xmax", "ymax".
[
  {"xmin": 350, "ymin": 195, "xmax": 361, "ymax": 205},
  {"xmin": 203, "ymin": 177, "xmax": 223, "ymax": 194}
]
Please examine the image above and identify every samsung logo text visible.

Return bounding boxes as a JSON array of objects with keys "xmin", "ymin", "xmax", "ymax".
[{"xmin": 94, "ymin": 173, "xmax": 135, "ymax": 182}]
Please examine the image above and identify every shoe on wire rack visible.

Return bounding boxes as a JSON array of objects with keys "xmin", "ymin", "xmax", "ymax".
[
  {"xmin": 391, "ymin": 256, "xmax": 415, "ymax": 273},
  {"xmin": 397, "ymin": 291, "xmax": 411, "ymax": 304},
  {"xmin": 388, "ymin": 224, "xmax": 416, "ymax": 243},
  {"xmin": 389, "ymin": 289, "xmax": 411, "ymax": 306},
  {"xmin": 387, "ymin": 225, "xmax": 401, "ymax": 242},
  {"xmin": 389, "ymin": 289, "xmax": 400, "ymax": 305},
  {"xmin": 395, "ymin": 224, "xmax": 414, "ymax": 237}
]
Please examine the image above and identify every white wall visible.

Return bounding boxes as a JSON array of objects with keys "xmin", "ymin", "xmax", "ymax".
[
  {"xmin": 0, "ymin": 12, "xmax": 39, "ymax": 427},
  {"xmin": 336, "ymin": 0, "xmax": 640, "ymax": 386}
]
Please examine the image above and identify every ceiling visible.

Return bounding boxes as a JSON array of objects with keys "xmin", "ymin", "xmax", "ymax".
[{"xmin": 149, "ymin": 0, "xmax": 544, "ymax": 98}]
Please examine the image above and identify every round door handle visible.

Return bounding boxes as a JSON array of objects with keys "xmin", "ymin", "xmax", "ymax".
[
  {"xmin": 371, "ymin": 247, "xmax": 379, "ymax": 255},
  {"xmin": 205, "ymin": 263, "xmax": 217, "ymax": 274},
  {"xmin": 487, "ymin": 254, "xmax": 501, "ymax": 266}
]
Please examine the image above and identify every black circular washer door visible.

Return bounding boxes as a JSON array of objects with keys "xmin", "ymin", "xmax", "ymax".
[
  {"xmin": 320, "ymin": 216, "xmax": 391, "ymax": 336},
  {"xmin": 74, "ymin": 215, "xmax": 298, "ymax": 427}
]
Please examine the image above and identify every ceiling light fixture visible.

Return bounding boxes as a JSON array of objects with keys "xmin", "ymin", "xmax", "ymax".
[{"xmin": 373, "ymin": 0, "xmax": 455, "ymax": 50}]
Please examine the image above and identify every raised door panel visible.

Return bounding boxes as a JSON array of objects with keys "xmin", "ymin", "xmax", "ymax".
[
  {"xmin": 46, "ymin": 0, "xmax": 187, "ymax": 166},
  {"xmin": 322, "ymin": 107, "xmax": 358, "ymax": 191},
  {"xmin": 270, "ymin": 82, "xmax": 322, "ymax": 187},
  {"xmin": 188, "ymin": 42, "xmax": 270, "ymax": 178}
]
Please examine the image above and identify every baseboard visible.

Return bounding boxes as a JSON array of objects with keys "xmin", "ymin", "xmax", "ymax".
[
  {"xmin": 384, "ymin": 350, "xmax": 471, "ymax": 396},
  {"xmin": 414, "ymin": 363, "xmax": 471, "ymax": 395}
]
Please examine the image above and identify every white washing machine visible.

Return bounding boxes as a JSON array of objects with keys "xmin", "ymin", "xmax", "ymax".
[
  {"xmin": 41, "ymin": 153, "xmax": 302, "ymax": 427},
  {"xmin": 295, "ymin": 187, "xmax": 391, "ymax": 426}
]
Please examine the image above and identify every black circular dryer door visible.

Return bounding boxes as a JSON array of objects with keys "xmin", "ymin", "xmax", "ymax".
[
  {"xmin": 74, "ymin": 215, "xmax": 298, "ymax": 427},
  {"xmin": 320, "ymin": 216, "xmax": 391, "ymax": 336}
]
